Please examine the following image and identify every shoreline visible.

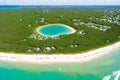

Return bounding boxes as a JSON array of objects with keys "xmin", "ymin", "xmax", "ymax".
[{"xmin": 0, "ymin": 42, "xmax": 120, "ymax": 64}]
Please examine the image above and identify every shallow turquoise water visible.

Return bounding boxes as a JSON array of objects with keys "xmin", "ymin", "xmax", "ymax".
[
  {"xmin": 0, "ymin": 47, "xmax": 120, "ymax": 80},
  {"xmin": 38, "ymin": 24, "xmax": 74, "ymax": 37}
]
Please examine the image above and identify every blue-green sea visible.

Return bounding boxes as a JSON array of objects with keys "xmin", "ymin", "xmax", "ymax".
[
  {"xmin": 0, "ymin": 47, "xmax": 120, "ymax": 80},
  {"xmin": 0, "ymin": 5, "xmax": 22, "ymax": 9}
]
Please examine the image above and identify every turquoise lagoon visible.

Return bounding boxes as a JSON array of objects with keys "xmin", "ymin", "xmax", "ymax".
[
  {"xmin": 37, "ymin": 24, "xmax": 76, "ymax": 37},
  {"xmin": 0, "ymin": 47, "xmax": 120, "ymax": 80}
]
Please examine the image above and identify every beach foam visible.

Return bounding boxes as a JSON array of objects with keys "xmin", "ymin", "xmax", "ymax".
[{"xmin": 103, "ymin": 69, "xmax": 120, "ymax": 80}]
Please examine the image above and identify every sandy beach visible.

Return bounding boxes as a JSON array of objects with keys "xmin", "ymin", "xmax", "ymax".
[{"xmin": 0, "ymin": 42, "xmax": 120, "ymax": 64}]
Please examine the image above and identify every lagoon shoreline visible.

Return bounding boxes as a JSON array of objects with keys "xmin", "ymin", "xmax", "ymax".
[
  {"xmin": 0, "ymin": 42, "xmax": 120, "ymax": 64},
  {"xmin": 36, "ymin": 24, "xmax": 76, "ymax": 37}
]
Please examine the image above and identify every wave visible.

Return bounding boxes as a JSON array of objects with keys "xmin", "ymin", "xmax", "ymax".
[{"xmin": 103, "ymin": 70, "xmax": 120, "ymax": 80}]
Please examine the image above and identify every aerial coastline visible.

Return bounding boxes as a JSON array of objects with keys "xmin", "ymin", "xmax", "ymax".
[
  {"xmin": 0, "ymin": 5, "xmax": 120, "ymax": 63},
  {"xmin": 0, "ymin": 42, "xmax": 120, "ymax": 64},
  {"xmin": 0, "ymin": 4, "xmax": 120, "ymax": 80}
]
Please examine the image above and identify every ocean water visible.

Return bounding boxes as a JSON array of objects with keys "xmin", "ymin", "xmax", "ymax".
[
  {"xmin": 0, "ymin": 5, "xmax": 120, "ymax": 9},
  {"xmin": 38, "ymin": 24, "xmax": 74, "ymax": 37},
  {"xmin": 0, "ymin": 5, "xmax": 22, "ymax": 9},
  {"xmin": 0, "ymin": 47, "xmax": 120, "ymax": 80}
]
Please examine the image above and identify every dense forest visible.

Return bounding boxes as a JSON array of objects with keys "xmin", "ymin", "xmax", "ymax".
[{"xmin": 0, "ymin": 7, "xmax": 120, "ymax": 54}]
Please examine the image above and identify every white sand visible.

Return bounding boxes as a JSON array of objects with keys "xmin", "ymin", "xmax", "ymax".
[{"xmin": 0, "ymin": 42, "xmax": 120, "ymax": 64}]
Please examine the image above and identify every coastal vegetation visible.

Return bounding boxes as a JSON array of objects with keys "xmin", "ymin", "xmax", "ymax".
[{"xmin": 0, "ymin": 7, "xmax": 120, "ymax": 54}]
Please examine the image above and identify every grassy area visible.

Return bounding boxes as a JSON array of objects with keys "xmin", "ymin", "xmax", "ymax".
[{"xmin": 0, "ymin": 7, "xmax": 120, "ymax": 54}]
